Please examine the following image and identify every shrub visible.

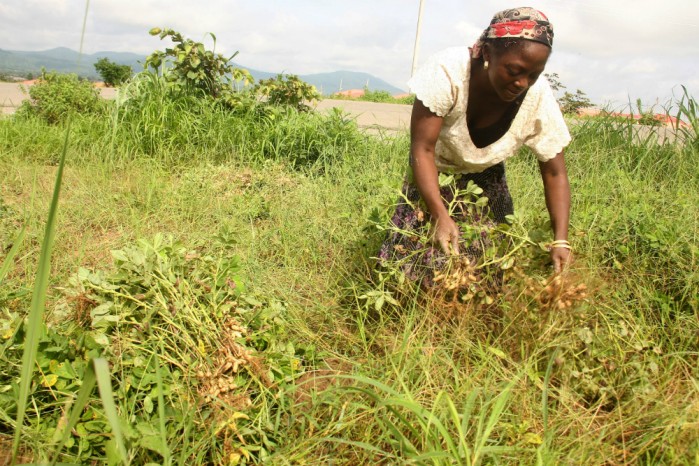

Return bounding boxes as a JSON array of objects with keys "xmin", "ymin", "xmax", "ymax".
[
  {"xmin": 94, "ymin": 57, "xmax": 132, "ymax": 87},
  {"xmin": 253, "ymin": 74, "xmax": 320, "ymax": 112},
  {"xmin": 17, "ymin": 70, "xmax": 102, "ymax": 124},
  {"xmin": 145, "ymin": 27, "xmax": 252, "ymax": 107}
]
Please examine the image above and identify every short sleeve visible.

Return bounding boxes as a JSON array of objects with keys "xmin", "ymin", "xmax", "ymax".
[
  {"xmin": 524, "ymin": 82, "xmax": 572, "ymax": 162},
  {"xmin": 406, "ymin": 48, "xmax": 463, "ymax": 117}
]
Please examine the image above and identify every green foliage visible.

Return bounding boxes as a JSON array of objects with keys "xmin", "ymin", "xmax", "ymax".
[
  {"xmin": 253, "ymin": 74, "xmax": 320, "ymax": 111},
  {"xmin": 145, "ymin": 27, "xmax": 252, "ymax": 106},
  {"xmin": 634, "ymin": 98, "xmax": 662, "ymax": 127},
  {"xmin": 359, "ymin": 88, "xmax": 393, "ymax": 103},
  {"xmin": 675, "ymin": 85, "xmax": 699, "ymax": 149},
  {"xmin": 559, "ymin": 89, "xmax": 593, "ymax": 115},
  {"xmin": 334, "ymin": 87, "xmax": 415, "ymax": 105},
  {"xmin": 94, "ymin": 57, "xmax": 132, "ymax": 87},
  {"xmin": 249, "ymin": 106, "xmax": 365, "ymax": 170},
  {"xmin": 16, "ymin": 70, "xmax": 102, "ymax": 124},
  {"xmin": 544, "ymin": 72, "xmax": 594, "ymax": 115},
  {"xmin": 1, "ymin": 233, "xmax": 309, "ymax": 463}
]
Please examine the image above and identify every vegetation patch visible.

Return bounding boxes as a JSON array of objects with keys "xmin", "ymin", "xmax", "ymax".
[{"xmin": 0, "ymin": 28, "xmax": 697, "ymax": 464}]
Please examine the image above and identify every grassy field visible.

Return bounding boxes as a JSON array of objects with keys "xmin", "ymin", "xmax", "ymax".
[{"xmin": 0, "ymin": 81, "xmax": 697, "ymax": 465}]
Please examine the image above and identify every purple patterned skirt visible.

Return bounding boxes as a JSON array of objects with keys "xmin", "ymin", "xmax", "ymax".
[{"xmin": 377, "ymin": 162, "xmax": 513, "ymax": 286}]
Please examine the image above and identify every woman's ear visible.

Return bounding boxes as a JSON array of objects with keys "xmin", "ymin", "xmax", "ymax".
[{"xmin": 481, "ymin": 42, "xmax": 491, "ymax": 63}]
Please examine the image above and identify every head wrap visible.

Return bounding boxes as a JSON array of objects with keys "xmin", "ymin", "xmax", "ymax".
[{"xmin": 471, "ymin": 7, "xmax": 554, "ymax": 59}]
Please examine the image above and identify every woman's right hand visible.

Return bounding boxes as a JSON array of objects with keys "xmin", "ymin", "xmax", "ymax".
[{"xmin": 430, "ymin": 215, "xmax": 461, "ymax": 255}]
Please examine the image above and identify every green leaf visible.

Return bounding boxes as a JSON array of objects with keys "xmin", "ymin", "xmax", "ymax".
[
  {"xmin": 374, "ymin": 295, "xmax": 385, "ymax": 311},
  {"xmin": 94, "ymin": 358, "xmax": 128, "ymax": 461},
  {"xmin": 500, "ymin": 256, "xmax": 515, "ymax": 270},
  {"xmin": 139, "ymin": 435, "xmax": 168, "ymax": 456},
  {"xmin": 143, "ymin": 395, "xmax": 154, "ymax": 414}
]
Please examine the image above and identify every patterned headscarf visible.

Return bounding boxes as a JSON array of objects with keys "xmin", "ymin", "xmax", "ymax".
[{"xmin": 471, "ymin": 7, "xmax": 554, "ymax": 59}]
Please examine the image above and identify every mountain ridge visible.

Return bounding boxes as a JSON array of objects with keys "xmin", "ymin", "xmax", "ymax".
[{"xmin": 0, "ymin": 47, "xmax": 406, "ymax": 95}]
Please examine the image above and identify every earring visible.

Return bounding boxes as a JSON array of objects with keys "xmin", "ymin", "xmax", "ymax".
[{"xmin": 483, "ymin": 60, "xmax": 489, "ymax": 70}]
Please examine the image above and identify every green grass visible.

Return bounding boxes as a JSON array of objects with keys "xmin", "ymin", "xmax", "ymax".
[
  {"xmin": 0, "ymin": 87, "xmax": 697, "ymax": 464},
  {"xmin": 330, "ymin": 88, "xmax": 415, "ymax": 105}
]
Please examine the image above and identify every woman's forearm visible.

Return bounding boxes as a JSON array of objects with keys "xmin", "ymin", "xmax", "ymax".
[
  {"xmin": 539, "ymin": 152, "xmax": 570, "ymax": 240},
  {"xmin": 410, "ymin": 149, "xmax": 449, "ymax": 220}
]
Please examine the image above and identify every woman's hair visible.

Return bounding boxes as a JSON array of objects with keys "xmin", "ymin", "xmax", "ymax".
[{"xmin": 479, "ymin": 37, "xmax": 551, "ymax": 62}]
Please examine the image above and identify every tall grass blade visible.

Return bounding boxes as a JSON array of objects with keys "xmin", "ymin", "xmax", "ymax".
[
  {"xmin": 93, "ymin": 358, "xmax": 128, "ymax": 462},
  {"xmin": 11, "ymin": 2, "xmax": 90, "ymax": 461},
  {"xmin": 12, "ymin": 122, "xmax": 71, "ymax": 463}
]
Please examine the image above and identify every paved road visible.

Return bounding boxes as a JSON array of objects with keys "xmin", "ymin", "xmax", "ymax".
[
  {"xmin": 314, "ymin": 99, "xmax": 411, "ymax": 133},
  {"xmin": 1, "ymin": 82, "xmax": 411, "ymax": 130}
]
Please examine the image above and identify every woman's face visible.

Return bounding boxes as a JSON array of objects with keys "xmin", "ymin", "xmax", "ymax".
[{"xmin": 484, "ymin": 41, "xmax": 550, "ymax": 102}]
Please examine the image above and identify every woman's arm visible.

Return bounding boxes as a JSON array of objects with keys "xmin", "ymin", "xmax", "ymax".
[
  {"xmin": 538, "ymin": 151, "xmax": 572, "ymax": 272},
  {"xmin": 410, "ymin": 98, "xmax": 460, "ymax": 254}
]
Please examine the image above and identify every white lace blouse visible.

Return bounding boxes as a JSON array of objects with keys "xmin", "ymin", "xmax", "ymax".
[{"xmin": 407, "ymin": 46, "xmax": 571, "ymax": 173}]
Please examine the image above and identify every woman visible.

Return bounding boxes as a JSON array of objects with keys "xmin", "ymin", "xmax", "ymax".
[{"xmin": 379, "ymin": 7, "xmax": 572, "ymax": 285}]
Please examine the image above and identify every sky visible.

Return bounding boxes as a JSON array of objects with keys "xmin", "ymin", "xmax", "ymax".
[{"xmin": 1, "ymin": 0, "xmax": 698, "ymax": 111}]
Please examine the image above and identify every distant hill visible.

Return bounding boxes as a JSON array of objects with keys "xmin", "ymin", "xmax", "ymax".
[
  {"xmin": 0, "ymin": 47, "xmax": 405, "ymax": 95},
  {"xmin": 0, "ymin": 47, "xmax": 144, "ymax": 78}
]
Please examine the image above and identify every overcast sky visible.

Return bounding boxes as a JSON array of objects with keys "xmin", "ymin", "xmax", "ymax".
[{"xmin": 1, "ymin": 0, "xmax": 698, "ymax": 111}]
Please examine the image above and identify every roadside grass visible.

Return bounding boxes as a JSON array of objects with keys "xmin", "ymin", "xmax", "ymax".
[
  {"xmin": 0, "ymin": 91, "xmax": 697, "ymax": 463},
  {"xmin": 329, "ymin": 88, "xmax": 415, "ymax": 105}
]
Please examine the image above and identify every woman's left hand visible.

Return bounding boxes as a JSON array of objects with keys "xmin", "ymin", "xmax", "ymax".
[{"xmin": 551, "ymin": 247, "xmax": 573, "ymax": 274}]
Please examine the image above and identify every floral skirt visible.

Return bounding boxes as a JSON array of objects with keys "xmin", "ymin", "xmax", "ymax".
[{"xmin": 377, "ymin": 162, "xmax": 514, "ymax": 286}]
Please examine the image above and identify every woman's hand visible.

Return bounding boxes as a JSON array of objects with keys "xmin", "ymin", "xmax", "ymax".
[
  {"xmin": 551, "ymin": 247, "xmax": 572, "ymax": 273},
  {"xmin": 431, "ymin": 215, "xmax": 461, "ymax": 255}
]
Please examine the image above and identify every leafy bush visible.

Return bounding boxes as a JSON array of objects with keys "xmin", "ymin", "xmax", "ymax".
[
  {"xmin": 94, "ymin": 57, "xmax": 132, "ymax": 87},
  {"xmin": 145, "ymin": 27, "xmax": 252, "ymax": 107},
  {"xmin": 253, "ymin": 74, "xmax": 320, "ymax": 112},
  {"xmin": 16, "ymin": 70, "xmax": 102, "ymax": 124}
]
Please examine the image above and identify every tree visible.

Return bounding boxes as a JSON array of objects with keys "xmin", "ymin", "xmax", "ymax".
[
  {"xmin": 559, "ymin": 89, "xmax": 593, "ymax": 115},
  {"xmin": 94, "ymin": 58, "xmax": 132, "ymax": 87},
  {"xmin": 545, "ymin": 72, "xmax": 594, "ymax": 115},
  {"xmin": 544, "ymin": 72, "xmax": 565, "ymax": 93}
]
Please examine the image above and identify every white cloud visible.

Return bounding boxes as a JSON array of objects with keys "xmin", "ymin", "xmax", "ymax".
[
  {"xmin": 0, "ymin": 0, "xmax": 697, "ymax": 102},
  {"xmin": 619, "ymin": 59, "xmax": 659, "ymax": 74}
]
